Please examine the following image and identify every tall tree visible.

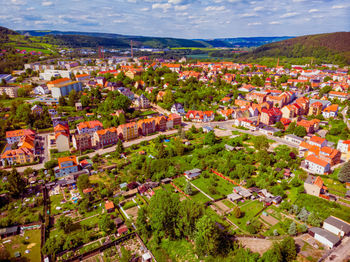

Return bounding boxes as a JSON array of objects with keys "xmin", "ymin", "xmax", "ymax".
[
  {"xmin": 253, "ymin": 135, "xmax": 269, "ymax": 151},
  {"xmin": 194, "ymin": 215, "xmax": 220, "ymax": 256},
  {"xmin": 7, "ymin": 169, "xmax": 26, "ymax": 198},
  {"xmin": 338, "ymin": 161, "xmax": 350, "ymax": 182}
]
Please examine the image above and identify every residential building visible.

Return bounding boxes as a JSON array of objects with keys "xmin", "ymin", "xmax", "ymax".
[
  {"xmin": 295, "ymin": 97, "xmax": 310, "ymax": 115},
  {"xmin": 185, "ymin": 110, "xmax": 215, "ymax": 122},
  {"xmin": 55, "ymin": 133, "xmax": 70, "ymax": 152},
  {"xmin": 137, "ymin": 118, "xmax": 156, "ymax": 136},
  {"xmin": 308, "ymin": 227, "xmax": 340, "ymax": 248},
  {"xmin": 46, "ymin": 77, "xmax": 71, "ymax": 90},
  {"xmin": 281, "ymin": 103, "xmax": 301, "ymax": 119},
  {"xmin": 337, "ymin": 140, "xmax": 350, "ymax": 160},
  {"xmin": 184, "ymin": 168, "xmax": 201, "ymax": 180},
  {"xmin": 328, "ymin": 91, "xmax": 349, "ymax": 102},
  {"xmin": 77, "ymin": 120, "xmax": 103, "ymax": 134},
  {"xmin": 31, "ymin": 105, "xmax": 43, "ymax": 115},
  {"xmin": 305, "ymin": 154, "xmax": 330, "ymax": 174},
  {"xmin": 51, "ymin": 81, "xmax": 83, "ymax": 98},
  {"xmin": 308, "ymin": 102, "xmax": 323, "ymax": 116},
  {"xmin": 304, "ymin": 175, "xmax": 326, "ymax": 197},
  {"xmin": 322, "ymin": 104, "xmax": 339, "ymax": 119},
  {"xmin": 93, "ymin": 127, "xmax": 118, "ymax": 148},
  {"xmin": 0, "ymin": 86, "xmax": 19, "ymax": 98},
  {"xmin": 72, "ymin": 133, "xmax": 92, "ymax": 152},
  {"xmin": 309, "ymin": 136, "xmax": 327, "ymax": 148},
  {"xmin": 319, "ymin": 147, "xmax": 341, "ymax": 166},
  {"xmin": 284, "ymin": 134, "xmax": 304, "ymax": 145},
  {"xmin": 171, "ymin": 103, "xmax": 185, "ymax": 115},
  {"xmin": 117, "ymin": 122, "xmax": 138, "ymax": 141},
  {"xmin": 260, "ymin": 108, "xmax": 282, "ymax": 125},
  {"xmin": 135, "ymin": 94, "xmax": 150, "ymax": 109},
  {"xmin": 297, "ymin": 119, "xmax": 320, "ymax": 133},
  {"xmin": 55, "ymin": 156, "xmax": 79, "ymax": 178},
  {"xmin": 168, "ymin": 113, "xmax": 181, "ymax": 128},
  {"xmin": 6, "ymin": 129, "xmax": 35, "ymax": 144}
]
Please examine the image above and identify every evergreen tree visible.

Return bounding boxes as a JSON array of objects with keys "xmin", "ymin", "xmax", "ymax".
[
  {"xmin": 338, "ymin": 161, "xmax": 350, "ymax": 182},
  {"xmin": 116, "ymin": 139, "xmax": 124, "ymax": 155},
  {"xmin": 288, "ymin": 222, "xmax": 297, "ymax": 235},
  {"xmin": 232, "ymin": 206, "xmax": 241, "ymax": 218},
  {"xmin": 184, "ymin": 181, "xmax": 193, "ymax": 195}
]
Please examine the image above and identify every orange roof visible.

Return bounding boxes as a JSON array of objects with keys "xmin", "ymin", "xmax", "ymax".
[
  {"xmin": 306, "ymin": 154, "xmax": 329, "ymax": 167},
  {"xmin": 329, "ymin": 91, "xmax": 348, "ymax": 96},
  {"xmin": 118, "ymin": 122, "xmax": 137, "ymax": 129},
  {"xmin": 76, "ymin": 73, "xmax": 89, "ymax": 78},
  {"xmin": 47, "ymin": 77, "xmax": 70, "ymax": 85},
  {"xmin": 105, "ymin": 201, "xmax": 114, "ymax": 210},
  {"xmin": 6, "ymin": 129, "xmax": 35, "ymax": 138},
  {"xmin": 310, "ymin": 101, "xmax": 322, "ymax": 107},
  {"xmin": 77, "ymin": 120, "xmax": 103, "ymax": 130},
  {"xmin": 57, "ymin": 155, "xmax": 77, "ymax": 169},
  {"xmin": 310, "ymin": 135, "xmax": 326, "ymax": 145},
  {"xmin": 96, "ymin": 127, "xmax": 118, "ymax": 136},
  {"xmin": 323, "ymin": 104, "xmax": 339, "ymax": 112}
]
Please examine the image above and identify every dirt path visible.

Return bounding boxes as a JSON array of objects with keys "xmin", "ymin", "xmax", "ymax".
[{"xmin": 236, "ymin": 237, "xmax": 274, "ymax": 255}]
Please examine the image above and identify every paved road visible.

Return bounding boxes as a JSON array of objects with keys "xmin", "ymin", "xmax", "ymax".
[{"xmin": 324, "ymin": 236, "xmax": 350, "ymax": 262}]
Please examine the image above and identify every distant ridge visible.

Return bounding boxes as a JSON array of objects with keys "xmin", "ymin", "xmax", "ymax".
[{"xmin": 240, "ymin": 32, "xmax": 350, "ymax": 64}]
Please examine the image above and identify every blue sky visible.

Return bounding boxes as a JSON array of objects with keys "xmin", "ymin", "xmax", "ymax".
[{"xmin": 1, "ymin": 0, "xmax": 349, "ymax": 38}]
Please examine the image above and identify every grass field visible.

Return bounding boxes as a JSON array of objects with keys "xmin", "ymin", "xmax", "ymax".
[
  {"xmin": 0, "ymin": 97, "xmax": 29, "ymax": 107},
  {"xmin": 3, "ymin": 229, "xmax": 41, "ymax": 262},
  {"xmin": 172, "ymin": 176, "xmax": 211, "ymax": 204}
]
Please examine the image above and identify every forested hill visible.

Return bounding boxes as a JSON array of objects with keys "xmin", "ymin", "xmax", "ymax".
[{"xmin": 239, "ymin": 32, "xmax": 350, "ymax": 64}]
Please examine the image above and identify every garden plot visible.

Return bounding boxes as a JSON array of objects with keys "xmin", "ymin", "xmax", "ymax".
[{"xmin": 260, "ymin": 214, "xmax": 279, "ymax": 226}]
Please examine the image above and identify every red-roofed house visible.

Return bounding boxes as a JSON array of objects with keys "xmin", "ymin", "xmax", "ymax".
[
  {"xmin": 260, "ymin": 108, "xmax": 282, "ymax": 125},
  {"xmin": 77, "ymin": 120, "xmax": 103, "ymax": 134},
  {"xmin": 305, "ymin": 154, "xmax": 330, "ymax": 174},
  {"xmin": 185, "ymin": 110, "xmax": 215, "ymax": 122}
]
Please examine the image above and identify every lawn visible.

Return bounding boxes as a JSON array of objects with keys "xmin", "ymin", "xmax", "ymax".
[
  {"xmin": 191, "ymin": 173, "xmax": 234, "ymax": 200},
  {"xmin": 0, "ymin": 97, "xmax": 29, "ymax": 107},
  {"xmin": 50, "ymin": 194, "xmax": 76, "ymax": 215},
  {"xmin": 3, "ymin": 229, "xmax": 41, "ymax": 262},
  {"xmin": 172, "ymin": 176, "xmax": 211, "ymax": 204},
  {"xmin": 139, "ymin": 110, "xmax": 157, "ymax": 116},
  {"xmin": 227, "ymin": 200, "xmax": 265, "ymax": 232},
  {"xmin": 79, "ymin": 215, "xmax": 100, "ymax": 228}
]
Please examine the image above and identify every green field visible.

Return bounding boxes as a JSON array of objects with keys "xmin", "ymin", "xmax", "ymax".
[
  {"xmin": 172, "ymin": 176, "xmax": 211, "ymax": 204},
  {"xmin": 3, "ymin": 229, "xmax": 41, "ymax": 262}
]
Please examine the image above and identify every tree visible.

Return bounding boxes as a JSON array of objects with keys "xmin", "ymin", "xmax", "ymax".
[
  {"xmin": 338, "ymin": 161, "xmax": 350, "ymax": 182},
  {"xmin": 119, "ymin": 246, "xmax": 132, "ymax": 262},
  {"xmin": 77, "ymin": 174, "xmax": 90, "ymax": 191},
  {"xmin": 174, "ymin": 138, "xmax": 184, "ymax": 156},
  {"xmin": 44, "ymin": 160, "xmax": 58, "ymax": 169},
  {"xmin": 163, "ymin": 89, "xmax": 174, "ymax": 105},
  {"xmin": 194, "ymin": 215, "xmax": 220, "ymax": 256},
  {"xmin": 59, "ymin": 96, "xmax": 66, "ymax": 106},
  {"xmin": 7, "ymin": 169, "xmax": 26, "ymax": 198},
  {"xmin": 204, "ymin": 131, "xmax": 216, "ymax": 146},
  {"xmin": 308, "ymin": 212, "xmax": 322, "ymax": 227},
  {"xmin": 294, "ymin": 126, "xmax": 307, "ymax": 137},
  {"xmin": 68, "ymin": 89, "xmax": 77, "ymax": 107},
  {"xmin": 286, "ymin": 121, "xmax": 296, "ymax": 134},
  {"xmin": 78, "ymin": 198, "xmax": 90, "ymax": 214},
  {"xmin": 136, "ymin": 207, "xmax": 150, "ymax": 238},
  {"xmin": 253, "ymin": 135, "xmax": 269, "ymax": 151},
  {"xmin": 98, "ymin": 215, "xmax": 114, "ymax": 233},
  {"xmin": 275, "ymin": 121, "xmax": 284, "ymax": 130},
  {"xmin": 288, "ymin": 222, "xmax": 297, "ymax": 235},
  {"xmin": 57, "ymin": 215, "xmax": 73, "ymax": 233},
  {"xmin": 116, "ymin": 139, "xmax": 124, "ymax": 155},
  {"xmin": 297, "ymin": 207, "xmax": 309, "ymax": 222},
  {"xmin": 260, "ymin": 243, "xmax": 282, "ymax": 262},
  {"xmin": 232, "ymin": 206, "xmax": 241, "ymax": 218},
  {"xmin": 280, "ymin": 237, "xmax": 297, "ymax": 262},
  {"xmin": 157, "ymin": 144, "xmax": 167, "ymax": 159},
  {"xmin": 80, "ymin": 95, "xmax": 89, "ymax": 107},
  {"xmin": 184, "ymin": 181, "xmax": 193, "ymax": 195}
]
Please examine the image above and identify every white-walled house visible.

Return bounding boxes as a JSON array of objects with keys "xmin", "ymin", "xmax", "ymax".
[
  {"xmin": 305, "ymin": 154, "xmax": 330, "ymax": 174},
  {"xmin": 323, "ymin": 216, "xmax": 350, "ymax": 238},
  {"xmin": 309, "ymin": 227, "xmax": 340, "ymax": 248}
]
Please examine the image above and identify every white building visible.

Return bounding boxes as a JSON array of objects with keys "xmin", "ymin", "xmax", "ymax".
[
  {"xmin": 323, "ymin": 216, "xmax": 350, "ymax": 238},
  {"xmin": 337, "ymin": 140, "xmax": 350, "ymax": 154},
  {"xmin": 39, "ymin": 69, "xmax": 71, "ymax": 81},
  {"xmin": 305, "ymin": 154, "xmax": 330, "ymax": 175},
  {"xmin": 284, "ymin": 134, "xmax": 304, "ymax": 145},
  {"xmin": 309, "ymin": 227, "xmax": 340, "ymax": 248}
]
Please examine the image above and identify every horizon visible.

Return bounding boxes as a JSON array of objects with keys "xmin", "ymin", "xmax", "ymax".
[{"xmin": 1, "ymin": 0, "xmax": 349, "ymax": 39}]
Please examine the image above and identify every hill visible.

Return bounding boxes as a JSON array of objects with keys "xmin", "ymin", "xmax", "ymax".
[{"xmin": 239, "ymin": 32, "xmax": 350, "ymax": 64}]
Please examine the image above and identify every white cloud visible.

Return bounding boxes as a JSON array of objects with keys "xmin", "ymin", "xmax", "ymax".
[
  {"xmin": 292, "ymin": 0, "xmax": 305, "ymax": 2},
  {"xmin": 140, "ymin": 7, "xmax": 150, "ymax": 11},
  {"xmin": 280, "ymin": 12, "xmax": 299, "ymax": 18},
  {"xmin": 332, "ymin": 5, "xmax": 345, "ymax": 9},
  {"xmin": 248, "ymin": 22, "xmax": 261, "ymax": 26},
  {"xmin": 175, "ymin": 5, "xmax": 189, "ymax": 11},
  {"xmin": 254, "ymin": 6, "xmax": 264, "ymax": 11},
  {"xmin": 26, "ymin": 7, "xmax": 35, "ymax": 11},
  {"xmin": 269, "ymin": 21, "xmax": 281, "ymax": 25},
  {"xmin": 127, "ymin": 0, "xmax": 137, "ymax": 2},
  {"xmin": 205, "ymin": 5, "xmax": 226, "ymax": 11},
  {"xmin": 152, "ymin": 3, "xmax": 171, "ymax": 11},
  {"xmin": 240, "ymin": 13, "xmax": 258, "ymax": 17},
  {"xmin": 308, "ymin": 9, "xmax": 319, "ymax": 13},
  {"xmin": 113, "ymin": 19, "xmax": 126, "ymax": 23},
  {"xmin": 168, "ymin": 0, "xmax": 184, "ymax": 4},
  {"xmin": 10, "ymin": 0, "xmax": 26, "ymax": 5},
  {"xmin": 42, "ymin": 1, "xmax": 53, "ymax": 6}
]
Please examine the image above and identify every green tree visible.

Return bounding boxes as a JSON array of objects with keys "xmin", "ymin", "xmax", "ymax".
[
  {"xmin": 59, "ymin": 96, "xmax": 66, "ymax": 106},
  {"xmin": 77, "ymin": 174, "xmax": 90, "ymax": 191},
  {"xmin": 286, "ymin": 121, "xmax": 296, "ymax": 133},
  {"xmin": 338, "ymin": 161, "xmax": 350, "ymax": 182},
  {"xmin": 44, "ymin": 160, "xmax": 58, "ymax": 169},
  {"xmin": 253, "ymin": 135, "xmax": 269, "ymax": 151},
  {"xmin": 78, "ymin": 198, "xmax": 90, "ymax": 214},
  {"xmin": 174, "ymin": 138, "xmax": 184, "ymax": 156},
  {"xmin": 297, "ymin": 207, "xmax": 309, "ymax": 222},
  {"xmin": 80, "ymin": 95, "xmax": 89, "ymax": 107},
  {"xmin": 116, "ymin": 139, "xmax": 124, "ymax": 155},
  {"xmin": 294, "ymin": 126, "xmax": 307, "ymax": 137},
  {"xmin": 57, "ymin": 215, "xmax": 73, "ymax": 233},
  {"xmin": 68, "ymin": 89, "xmax": 77, "ymax": 107},
  {"xmin": 98, "ymin": 215, "xmax": 114, "ymax": 233},
  {"xmin": 136, "ymin": 207, "xmax": 150, "ymax": 238},
  {"xmin": 194, "ymin": 215, "xmax": 220, "ymax": 256},
  {"xmin": 280, "ymin": 237, "xmax": 297, "ymax": 262},
  {"xmin": 7, "ymin": 169, "xmax": 26, "ymax": 198},
  {"xmin": 184, "ymin": 181, "xmax": 193, "ymax": 195},
  {"xmin": 204, "ymin": 131, "xmax": 216, "ymax": 146},
  {"xmin": 232, "ymin": 206, "xmax": 241, "ymax": 218},
  {"xmin": 288, "ymin": 222, "xmax": 297, "ymax": 235},
  {"xmin": 275, "ymin": 121, "xmax": 285, "ymax": 130},
  {"xmin": 119, "ymin": 246, "xmax": 132, "ymax": 262}
]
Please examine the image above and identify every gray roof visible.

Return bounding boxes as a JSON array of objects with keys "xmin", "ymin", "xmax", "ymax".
[
  {"xmin": 285, "ymin": 134, "xmax": 304, "ymax": 141},
  {"xmin": 309, "ymin": 227, "xmax": 340, "ymax": 245},
  {"xmin": 0, "ymin": 226, "xmax": 18, "ymax": 235},
  {"xmin": 184, "ymin": 168, "xmax": 201, "ymax": 175},
  {"xmin": 323, "ymin": 216, "xmax": 350, "ymax": 234},
  {"xmin": 227, "ymin": 193, "xmax": 242, "ymax": 201}
]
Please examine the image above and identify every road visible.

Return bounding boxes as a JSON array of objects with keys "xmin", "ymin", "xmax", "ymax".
[
  {"xmin": 324, "ymin": 236, "xmax": 350, "ymax": 262},
  {"xmin": 341, "ymin": 106, "xmax": 350, "ymax": 129}
]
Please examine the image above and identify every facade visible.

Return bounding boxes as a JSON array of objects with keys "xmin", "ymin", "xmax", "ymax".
[
  {"xmin": 51, "ymin": 81, "xmax": 83, "ymax": 98},
  {"xmin": 305, "ymin": 154, "xmax": 330, "ymax": 174},
  {"xmin": 137, "ymin": 118, "xmax": 156, "ymax": 136},
  {"xmin": 55, "ymin": 133, "xmax": 70, "ymax": 152},
  {"xmin": 117, "ymin": 122, "xmax": 138, "ymax": 141},
  {"xmin": 31, "ymin": 105, "xmax": 43, "ymax": 115},
  {"xmin": 168, "ymin": 114, "xmax": 181, "ymax": 127},
  {"xmin": 323, "ymin": 216, "xmax": 350, "ymax": 238},
  {"xmin": 304, "ymin": 175, "xmax": 325, "ymax": 197},
  {"xmin": 322, "ymin": 104, "xmax": 339, "ymax": 119},
  {"xmin": 93, "ymin": 127, "xmax": 118, "ymax": 148},
  {"xmin": 171, "ymin": 103, "xmax": 185, "ymax": 115},
  {"xmin": 135, "ymin": 94, "xmax": 150, "ymax": 109},
  {"xmin": 0, "ymin": 86, "xmax": 19, "ymax": 98},
  {"xmin": 77, "ymin": 120, "xmax": 103, "ymax": 134},
  {"xmin": 284, "ymin": 134, "xmax": 304, "ymax": 145},
  {"xmin": 55, "ymin": 156, "xmax": 79, "ymax": 178},
  {"xmin": 6, "ymin": 129, "xmax": 36, "ymax": 144},
  {"xmin": 260, "ymin": 108, "xmax": 282, "ymax": 125},
  {"xmin": 308, "ymin": 227, "xmax": 340, "ymax": 248},
  {"xmin": 185, "ymin": 110, "xmax": 215, "ymax": 122},
  {"xmin": 72, "ymin": 133, "xmax": 92, "ymax": 152}
]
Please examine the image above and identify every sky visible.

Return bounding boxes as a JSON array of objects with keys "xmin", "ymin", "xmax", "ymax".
[{"xmin": 0, "ymin": 0, "xmax": 349, "ymax": 39}]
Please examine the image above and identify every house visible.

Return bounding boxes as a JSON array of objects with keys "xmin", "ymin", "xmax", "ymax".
[
  {"xmin": 137, "ymin": 118, "xmax": 156, "ymax": 136},
  {"xmin": 55, "ymin": 156, "xmax": 79, "ymax": 178},
  {"xmin": 31, "ymin": 105, "xmax": 43, "ymax": 115},
  {"xmin": 142, "ymin": 252, "xmax": 152, "ymax": 262},
  {"xmin": 135, "ymin": 94, "xmax": 150, "ymax": 109},
  {"xmin": 309, "ymin": 136, "xmax": 327, "ymax": 148},
  {"xmin": 105, "ymin": 201, "xmax": 115, "ymax": 213},
  {"xmin": 323, "ymin": 216, "xmax": 350, "ymax": 237},
  {"xmin": 233, "ymin": 186, "xmax": 252, "ymax": 199},
  {"xmin": 319, "ymin": 147, "xmax": 341, "ymax": 166},
  {"xmin": 260, "ymin": 108, "xmax": 282, "ymax": 125},
  {"xmin": 93, "ymin": 127, "xmax": 118, "ymax": 148},
  {"xmin": 0, "ymin": 226, "xmax": 19, "ymax": 239},
  {"xmin": 1, "ymin": 147, "xmax": 35, "ymax": 166},
  {"xmin": 34, "ymin": 84, "xmax": 50, "ymax": 95},
  {"xmin": 72, "ymin": 133, "xmax": 92, "ymax": 152},
  {"xmin": 281, "ymin": 103, "xmax": 301, "ymax": 119},
  {"xmin": 305, "ymin": 154, "xmax": 330, "ymax": 175},
  {"xmin": 304, "ymin": 175, "xmax": 327, "ymax": 197},
  {"xmin": 0, "ymin": 86, "xmax": 19, "ymax": 98},
  {"xmin": 168, "ymin": 114, "xmax": 181, "ymax": 127},
  {"xmin": 322, "ymin": 104, "xmax": 339, "ymax": 119},
  {"xmin": 227, "ymin": 193, "xmax": 243, "ymax": 202},
  {"xmin": 308, "ymin": 227, "xmax": 340, "ymax": 248},
  {"xmin": 117, "ymin": 122, "xmax": 138, "ymax": 141},
  {"xmin": 185, "ymin": 110, "xmax": 215, "ymax": 122},
  {"xmin": 171, "ymin": 103, "xmax": 185, "ymax": 115},
  {"xmin": 75, "ymin": 102, "xmax": 83, "ymax": 111},
  {"xmin": 308, "ymin": 102, "xmax": 323, "ymax": 116},
  {"xmin": 328, "ymin": 91, "xmax": 349, "ymax": 102},
  {"xmin": 284, "ymin": 134, "xmax": 304, "ymax": 145},
  {"xmin": 184, "ymin": 168, "xmax": 201, "ymax": 180},
  {"xmin": 118, "ymin": 225, "xmax": 128, "ymax": 235},
  {"xmin": 51, "ymin": 81, "xmax": 83, "ymax": 98},
  {"xmin": 297, "ymin": 119, "xmax": 320, "ymax": 134},
  {"xmin": 77, "ymin": 120, "xmax": 103, "ymax": 134},
  {"xmin": 259, "ymin": 126, "xmax": 281, "ymax": 136},
  {"xmin": 218, "ymin": 108, "xmax": 235, "ymax": 120},
  {"xmin": 55, "ymin": 133, "xmax": 70, "ymax": 152},
  {"xmin": 6, "ymin": 129, "xmax": 35, "ymax": 144}
]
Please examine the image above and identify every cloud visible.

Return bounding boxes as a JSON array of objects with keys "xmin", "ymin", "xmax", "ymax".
[
  {"xmin": 240, "ymin": 13, "xmax": 258, "ymax": 17},
  {"xmin": 174, "ymin": 5, "xmax": 189, "ymax": 11},
  {"xmin": 152, "ymin": 3, "xmax": 171, "ymax": 11},
  {"xmin": 140, "ymin": 7, "xmax": 150, "ymax": 11},
  {"xmin": 42, "ymin": 1, "xmax": 53, "ymax": 6},
  {"xmin": 254, "ymin": 6, "xmax": 264, "ymax": 11},
  {"xmin": 308, "ymin": 9, "xmax": 319, "ymax": 13},
  {"xmin": 292, "ymin": 0, "xmax": 305, "ymax": 2},
  {"xmin": 269, "ymin": 21, "xmax": 281, "ymax": 25},
  {"xmin": 10, "ymin": 0, "xmax": 26, "ymax": 5},
  {"xmin": 280, "ymin": 12, "xmax": 299, "ymax": 18},
  {"xmin": 248, "ymin": 22, "xmax": 261, "ymax": 26},
  {"xmin": 113, "ymin": 19, "xmax": 126, "ymax": 23},
  {"xmin": 205, "ymin": 5, "xmax": 225, "ymax": 11},
  {"xmin": 332, "ymin": 5, "xmax": 345, "ymax": 9}
]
